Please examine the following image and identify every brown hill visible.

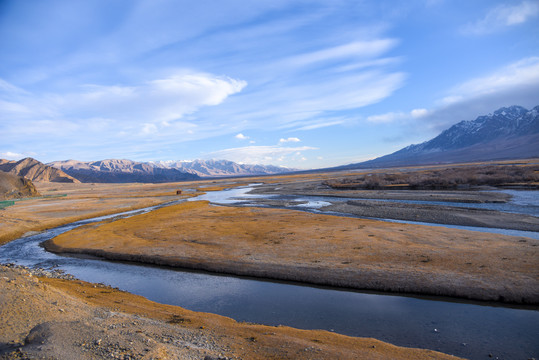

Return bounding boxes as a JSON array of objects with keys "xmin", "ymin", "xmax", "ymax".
[
  {"xmin": 0, "ymin": 172, "xmax": 40, "ymax": 200},
  {"xmin": 0, "ymin": 158, "xmax": 79, "ymax": 183}
]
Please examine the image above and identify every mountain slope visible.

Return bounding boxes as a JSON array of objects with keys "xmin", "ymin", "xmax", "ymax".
[
  {"xmin": 347, "ymin": 105, "xmax": 539, "ymax": 169},
  {"xmin": 0, "ymin": 158, "xmax": 79, "ymax": 183},
  {"xmin": 49, "ymin": 159, "xmax": 199, "ymax": 183},
  {"xmin": 0, "ymin": 172, "xmax": 41, "ymax": 200},
  {"xmin": 149, "ymin": 159, "xmax": 295, "ymax": 177}
]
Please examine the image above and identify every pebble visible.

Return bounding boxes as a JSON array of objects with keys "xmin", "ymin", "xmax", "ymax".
[{"xmin": 1, "ymin": 263, "xmax": 76, "ymax": 280}]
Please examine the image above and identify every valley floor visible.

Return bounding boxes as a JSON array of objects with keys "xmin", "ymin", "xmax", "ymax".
[{"xmin": 0, "ymin": 166, "xmax": 537, "ymax": 359}]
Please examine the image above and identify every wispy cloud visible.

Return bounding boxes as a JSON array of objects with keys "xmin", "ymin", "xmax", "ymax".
[
  {"xmin": 367, "ymin": 108, "xmax": 428, "ymax": 123},
  {"xmin": 418, "ymin": 57, "xmax": 539, "ymax": 131},
  {"xmin": 0, "ymin": 151, "xmax": 27, "ymax": 160},
  {"xmin": 0, "ymin": 72, "xmax": 246, "ymax": 137},
  {"xmin": 202, "ymin": 145, "xmax": 317, "ymax": 165},
  {"xmin": 461, "ymin": 1, "xmax": 539, "ymax": 35},
  {"xmin": 442, "ymin": 57, "xmax": 539, "ymax": 105},
  {"xmin": 286, "ymin": 39, "xmax": 398, "ymax": 67}
]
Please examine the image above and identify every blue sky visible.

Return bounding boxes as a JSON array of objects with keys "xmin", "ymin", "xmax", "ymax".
[{"xmin": 1, "ymin": 0, "xmax": 538, "ymax": 169}]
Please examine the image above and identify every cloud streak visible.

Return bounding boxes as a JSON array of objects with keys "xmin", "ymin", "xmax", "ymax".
[
  {"xmin": 0, "ymin": 72, "xmax": 246, "ymax": 137},
  {"xmin": 420, "ymin": 56, "xmax": 539, "ymax": 131},
  {"xmin": 461, "ymin": 1, "xmax": 539, "ymax": 35}
]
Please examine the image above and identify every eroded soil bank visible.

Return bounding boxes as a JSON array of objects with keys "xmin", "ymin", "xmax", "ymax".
[
  {"xmin": 0, "ymin": 265, "xmax": 462, "ymax": 360},
  {"xmin": 45, "ymin": 201, "xmax": 539, "ymax": 304}
]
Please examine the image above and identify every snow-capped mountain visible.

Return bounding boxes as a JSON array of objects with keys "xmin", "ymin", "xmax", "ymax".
[
  {"xmin": 49, "ymin": 158, "xmax": 295, "ymax": 183},
  {"xmin": 344, "ymin": 105, "xmax": 539, "ymax": 168},
  {"xmin": 49, "ymin": 159, "xmax": 199, "ymax": 183},
  {"xmin": 148, "ymin": 159, "xmax": 295, "ymax": 177}
]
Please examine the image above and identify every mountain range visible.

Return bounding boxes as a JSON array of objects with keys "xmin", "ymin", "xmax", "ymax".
[
  {"xmin": 48, "ymin": 159, "xmax": 199, "ymax": 183},
  {"xmin": 48, "ymin": 159, "xmax": 295, "ymax": 183},
  {"xmin": 148, "ymin": 159, "xmax": 295, "ymax": 177},
  {"xmin": 0, "ymin": 158, "xmax": 79, "ymax": 183},
  {"xmin": 342, "ymin": 105, "xmax": 539, "ymax": 169}
]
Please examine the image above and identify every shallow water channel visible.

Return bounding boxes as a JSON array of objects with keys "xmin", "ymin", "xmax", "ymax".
[{"xmin": 1, "ymin": 188, "xmax": 538, "ymax": 359}]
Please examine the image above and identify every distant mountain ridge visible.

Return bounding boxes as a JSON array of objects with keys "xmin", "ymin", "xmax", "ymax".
[
  {"xmin": 49, "ymin": 159, "xmax": 294, "ymax": 182},
  {"xmin": 149, "ymin": 159, "xmax": 295, "ymax": 177},
  {"xmin": 49, "ymin": 159, "xmax": 199, "ymax": 183},
  {"xmin": 0, "ymin": 158, "xmax": 79, "ymax": 183},
  {"xmin": 344, "ymin": 105, "xmax": 539, "ymax": 169}
]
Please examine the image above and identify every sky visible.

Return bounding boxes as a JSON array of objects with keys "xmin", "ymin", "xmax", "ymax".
[{"xmin": 1, "ymin": 0, "xmax": 538, "ymax": 169}]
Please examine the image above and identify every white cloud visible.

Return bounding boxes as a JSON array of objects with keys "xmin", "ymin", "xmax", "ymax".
[
  {"xmin": 0, "ymin": 72, "xmax": 247, "ymax": 138},
  {"xmin": 294, "ymin": 119, "xmax": 347, "ymax": 131},
  {"xmin": 410, "ymin": 108, "xmax": 428, "ymax": 118},
  {"xmin": 367, "ymin": 108, "xmax": 428, "ymax": 123},
  {"xmin": 367, "ymin": 112, "xmax": 405, "ymax": 123},
  {"xmin": 442, "ymin": 57, "xmax": 539, "ymax": 104},
  {"xmin": 461, "ymin": 1, "xmax": 539, "ymax": 35},
  {"xmin": 287, "ymin": 39, "xmax": 398, "ymax": 67},
  {"xmin": 203, "ymin": 145, "xmax": 317, "ymax": 165},
  {"xmin": 279, "ymin": 137, "xmax": 300, "ymax": 143},
  {"xmin": 0, "ymin": 151, "xmax": 26, "ymax": 160},
  {"xmin": 235, "ymin": 133, "xmax": 249, "ymax": 140},
  {"xmin": 417, "ymin": 57, "xmax": 539, "ymax": 131}
]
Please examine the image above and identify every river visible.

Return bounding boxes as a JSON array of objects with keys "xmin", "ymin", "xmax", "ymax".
[{"xmin": 1, "ymin": 187, "xmax": 538, "ymax": 359}]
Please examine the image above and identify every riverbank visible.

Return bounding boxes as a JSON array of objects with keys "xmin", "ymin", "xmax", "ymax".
[
  {"xmin": 0, "ymin": 181, "xmax": 203, "ymax": 245},
  {"xmin": 45, "ymin": 200, "xmax": 539, "ymax": 304},
  {"xmin": 0, "ymin": 264, "xmax": 462, "ymax": 360},
  {"xmin": 322, "ymin": 200, "xmax": 539, "ymax": 231}
]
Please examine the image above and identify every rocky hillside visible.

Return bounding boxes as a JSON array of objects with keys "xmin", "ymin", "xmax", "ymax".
[
  {"xmin": 149, "ymin": 159, "xmax": 295, "ymax": 177},
  {"xmin": 343, "ymin": 105, "xmax": 539, "ymax": 169},
  {"xmin": 0, "ymin": 172, "xmax": 40, "ymax": 199},
  {"xmin": 0, "ymin": 158, "xmax": 79, "ymax": 183},
  {"xmin": 49, "ymin": 159, "xmax": 199, "ymax": 183}
]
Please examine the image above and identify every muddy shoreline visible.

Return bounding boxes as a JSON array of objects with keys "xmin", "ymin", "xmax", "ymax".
[
  {"xmin": 322, "ymin": 200, "xmax": 539, "ymax": 231},
  {"xmin": 42, "ymin": 243, "xmax": 539, "ymax": 305},
  {"xmin": 249, "ymin": 183, "xmax": 513, "ymax": 203},
  {"xmin": 3, "ymin": 265, "xmax": 464, "ymax": 360},
  {"xmin": 247, "ymin": 182, "xmax": 539, "ymax": 231}
]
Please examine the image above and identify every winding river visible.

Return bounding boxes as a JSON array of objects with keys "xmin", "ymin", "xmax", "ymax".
[{"xmin": 1, "ymin": 187, "xmax": 538, "ymax": 360}]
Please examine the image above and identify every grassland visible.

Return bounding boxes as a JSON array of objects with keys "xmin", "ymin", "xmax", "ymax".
[{"xmin": 46, "ymin": 200, "xmax": 538, "ymax": 304}]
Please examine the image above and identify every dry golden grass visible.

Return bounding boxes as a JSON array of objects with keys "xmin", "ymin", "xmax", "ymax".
[
  {"xmin": 48, "ymin": 200, "xmax": 539, "ymax": 303},
  {"xmin": 0, "ymin": 181, "xmax": 203, "ymax": 245}
]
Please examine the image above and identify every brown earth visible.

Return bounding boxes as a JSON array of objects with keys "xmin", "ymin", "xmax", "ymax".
[
  {"xmin": 46, "ymin": 200, "xmax": 539, "ymax": 304},
  {"xmin": 0, "ymin": 265, "xmax": 462, "ymax": 360},
  {"xmin": 0, "ymin": 158, "xmax": 79, "ymax": 183},
  {"xmin": 0, "ymin": 172, "xmax": 40, "ymax": 200}
]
